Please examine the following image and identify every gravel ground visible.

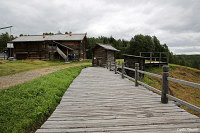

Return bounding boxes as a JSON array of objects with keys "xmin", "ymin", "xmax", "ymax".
[{"xmin": 0, "ymin": 63, "xmax": 90, "ymax": 90}]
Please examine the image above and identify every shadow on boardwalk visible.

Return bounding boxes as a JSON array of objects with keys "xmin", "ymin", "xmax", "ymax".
[{"xmin": 37, "ymin": 67, "xmax": 200, "ymax": 133}]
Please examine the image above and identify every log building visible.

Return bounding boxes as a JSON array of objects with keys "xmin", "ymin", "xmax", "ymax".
[
  {"xmin": 92, "ymin": 43, "xmax": 119, "ymax": 67},
  {"xmin": 123, "ymin": 54, "xmax": 145, "ymax": 78},
  {"xmin": 9, "ymin": 33, "xmax": 87, "ymax": 61}
]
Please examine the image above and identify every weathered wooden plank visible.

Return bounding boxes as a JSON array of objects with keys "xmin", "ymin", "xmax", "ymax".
[
  {"xmin": 37, "ymin": 123, "xmax": 200, "ymax": 133},
  {"xmin": 36, "ymin": 67, "xmax": 200, "ymax": 132}
]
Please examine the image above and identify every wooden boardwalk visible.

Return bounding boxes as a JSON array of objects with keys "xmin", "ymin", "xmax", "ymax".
[{"xmin": 37, "ymin": 67, "xmax": 200, "ymax": 133}]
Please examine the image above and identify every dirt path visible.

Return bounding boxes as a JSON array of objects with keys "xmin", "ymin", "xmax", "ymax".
[{"xmin": 0, "ymin": 63, "xmax": 90, "ymax": 90}]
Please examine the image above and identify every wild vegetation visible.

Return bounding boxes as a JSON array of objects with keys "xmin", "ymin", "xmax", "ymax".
[
  {"xmin": 0, "ymin": 65, "xmax": 90, "ymax": 132},
  {"xmin": 141, "ymin": 64, "xmax": 200, "ymax": 117},
  {"xmin": 0, "ymin": 59, "xmax": 91, "ymax": 77}
]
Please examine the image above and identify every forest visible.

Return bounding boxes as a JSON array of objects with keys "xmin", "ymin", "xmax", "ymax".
[{"xmin": 0, "ymin": 32, "xmax": 199, "ymax": 69}]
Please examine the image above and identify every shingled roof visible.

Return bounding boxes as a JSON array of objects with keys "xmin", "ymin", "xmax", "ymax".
[
  {"xmin": 12, "ymin": 33, "xmax": 86, "ymax": 42},
  {"xmin": 96, "ymin": 43, "xmax": 119, "ymax": 51}
]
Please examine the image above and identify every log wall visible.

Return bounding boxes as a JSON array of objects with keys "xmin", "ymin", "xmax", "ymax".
[
  {"xmin": 93, "ymin": 46, "xmax": 107, "ymax": 67},
  {"xmin": 13, "ymin": 38, "xmax": 87, "ymax": 61},
  {"xmin": 93, "ymin": 46, "xmax": 116, "ymax": 67}
]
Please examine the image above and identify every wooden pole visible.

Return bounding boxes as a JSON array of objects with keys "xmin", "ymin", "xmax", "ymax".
[
  {"xmin": 109, "ymin": 61, "xmax": 111, "ymax": 71},
  {"xmin": 135, "ymin": 63, "xmax": 139, "ymax": 87},
  {"xmin": 106, "ymin": 61, "xmax": 108, "ymax": 69},
  {"xmin": 159, "ymin": 52, "xmax": 161, "ymax": 67},
  {"xmin": 167, "ymin": 53, "xmax": 169, "ymax": 64},
  {"xmin": 159, "ymin": 52, "xmax": 161, "ymax": 63},
  {"xmin": 122, "ymin": 62, "xmax": 124, "ymax": 79},
  {"xmin": 150, "ymin": 52, "xmax": 152, "ymax": 64},
  {"xmin": 161, "ymin": 65, "xmax": 169, "ymax": 104},
  {"xmin": 67, "ymin": 49, "xmax": 69, "ymax": 61},
  {"xmin": 114, "ymin": 61, "xmax": 117, "ymax": 74}
]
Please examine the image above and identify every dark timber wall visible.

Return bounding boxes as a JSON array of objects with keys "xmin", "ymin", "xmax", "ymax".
[
  {"xmin": 14, "ymin": 42, "xmax": 49, "ymax": 60},
  {"xmin": 13, "ymin": 38, "xmax": 86, "ymax": 60},
  {"xmin": 92, "ymin": 45, "xmax": 116, "ymax": 67},
  {"xmin": 123, "ymin": 54, "xmax": 145, "ymax": 78}
]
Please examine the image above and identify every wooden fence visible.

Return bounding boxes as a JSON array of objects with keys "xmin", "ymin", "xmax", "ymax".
[{"xmin": 107, "ymin": 61, "xmax": 200, "ymax": 112}]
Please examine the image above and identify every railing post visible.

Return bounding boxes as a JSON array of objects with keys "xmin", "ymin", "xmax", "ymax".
[
  {"xmin": 114, "ymin": 61, "xmax": 117, "ymax": 74},
  {"xmin": 106, "ymin": 61, "xmax": 108, "ymax": 69},
  {"xmin": 122, "ymin": 62, "xmax": 124, "ymax": 79},
  {"xmin": 161, "ymin": 65, "xmax": 169, "ymax": 104},
  {"xmin": 109, "ymin": 61, "xmax": 111, "ymax": 71},
  {"xmin": 135, "ymin": 63, "xmax": 139, "ymax": 87}
]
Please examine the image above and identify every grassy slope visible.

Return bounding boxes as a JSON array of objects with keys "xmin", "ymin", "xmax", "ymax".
[
  {"xmin": 0, "ymin": 59, "xmax": 91, "ymax": 77},
  {"xmin": 0, "ymin": 65, "xmax": 90, "ymax": 132},
  {"xmin": 141, "ymin": 64, "xmax": 200, "ymax": 117}
]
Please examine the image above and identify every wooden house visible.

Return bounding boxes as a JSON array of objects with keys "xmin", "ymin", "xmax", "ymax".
[
  {"xmin": 9, "ymin": 32, "xmax": 87, "ymax": 61},
  {"xmin": 92, "ymin": 43, "xmax": 119, "ymax": 67}
]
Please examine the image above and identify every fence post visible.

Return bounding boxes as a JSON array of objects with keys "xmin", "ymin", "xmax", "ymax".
[
  {"xmin": 122, "ymin": 62, "xmax": 124, "ymax": 79},
  {"xmin": 135, "ymin": 63, "xmax": 139, "ymax": 87},
  {"xmin": 109, "ymin": 61, "xmax": 111, "ymax": 71},
  {"xmin": 161, "ymin": 65, "xmax": 169, "ymax": 104},
  {"xmin": 106, "ymin": 61, "xmax": 108, "ymax": 69},
  {"xmin": 114, "ymin": 61, "xmax": 117, "ymax": 74}
]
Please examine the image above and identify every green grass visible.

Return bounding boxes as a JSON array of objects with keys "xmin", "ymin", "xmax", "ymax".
[
  {"xmin": 0, "ymin": 59, "xmax": 92, "ymax": 77},
  {"xmin": 0, "ymin": 65, "xmax": 91, "ymax": 132},
  {"xmin": 141, "ymin": 64, "xmax": 200, "ymax": 117},
  {"xmin": 116, "ymin": 59, "xmax": 124, "ymax": 65}
]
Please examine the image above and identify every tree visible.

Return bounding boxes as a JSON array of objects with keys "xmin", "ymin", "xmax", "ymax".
[{"xmin": 0, "ymin": 32, "xmax": 14, "ymax": 51}]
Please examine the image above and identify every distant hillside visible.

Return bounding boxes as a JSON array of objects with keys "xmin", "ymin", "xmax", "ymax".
[
  {"xmin": 142, "ymin": 64, "xmax": 200, "ymax": 117},
  {"xmin": 168, "ymin": 55, "xmax": 200, "ymax": 69}
]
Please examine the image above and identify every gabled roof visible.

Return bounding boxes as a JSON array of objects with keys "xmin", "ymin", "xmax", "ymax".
[
  {"xmin": 11, "ymin": 33, "xmax": 86, "ymax": 42},
  {"xmin": 96, "ymin": 43, "xmax": 119, "ymax": 51}
]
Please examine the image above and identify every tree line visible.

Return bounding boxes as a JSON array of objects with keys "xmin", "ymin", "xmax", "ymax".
[{"xmin": 171, "ymin": 55, "xmax": 200, "ymax": 69}]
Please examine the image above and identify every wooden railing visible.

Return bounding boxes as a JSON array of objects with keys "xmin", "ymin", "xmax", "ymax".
[
  {"xmin": 140, "ymin": 52, "xmax": 169, "ymax": 64},
  {"xmin": 106, "ymin": 61, "xmax": 200, "ymax": 112}
]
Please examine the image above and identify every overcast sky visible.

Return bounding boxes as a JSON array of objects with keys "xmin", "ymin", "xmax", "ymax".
[{"xmin": 0, "ymin": 0, "xmax": 200, "ymax": 54}]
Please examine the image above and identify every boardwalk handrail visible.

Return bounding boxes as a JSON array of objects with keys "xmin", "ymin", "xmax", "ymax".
[
  {"xmin": 138, "ymin": 70, "xmax": 162, "ymax": 79},
  {"xmin": 107, "ymin": 61, "xmax": 200, "ymax": 112},
  {"xmin": 168, "ymin": 77, "xmax": 200, "ymax": 88}
]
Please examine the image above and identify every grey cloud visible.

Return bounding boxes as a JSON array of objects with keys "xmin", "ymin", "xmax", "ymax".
[{"xmin": 0, "ymin": 0, "xmax": 200, "ymax": 54}]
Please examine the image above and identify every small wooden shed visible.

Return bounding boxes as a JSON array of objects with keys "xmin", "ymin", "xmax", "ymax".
[
  {"xmin": 92, "ymin": 43, "xmax": 119, "ymax": 67},
  {"xmin": 123, "ymin": 54, "xmax": 145, "ymax": 78}
]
